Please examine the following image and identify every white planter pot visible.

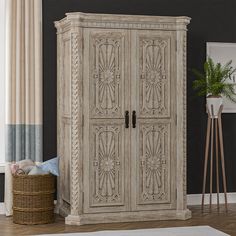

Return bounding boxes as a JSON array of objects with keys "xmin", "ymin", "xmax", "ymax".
[{"xmin": 206, "ymin": 97, "xmax": 223, "ymax": 118}]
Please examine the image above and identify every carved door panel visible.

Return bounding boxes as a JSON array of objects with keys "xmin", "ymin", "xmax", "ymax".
[
  {"xmin": 130, "ymin": 30, "xmax": 177, "ymax": 211},
  {"xmin": 83, "ymin": 29, "xmax": 130, "ymax": 213}
]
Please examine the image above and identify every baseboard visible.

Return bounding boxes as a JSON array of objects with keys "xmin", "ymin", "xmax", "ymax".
[
  {"xmin": 0, "ymin": 194, "xmax": 235, "ymax": 215},
  {"xmin": 0, "ymin": 203, "xmax": 5, "ymax": 215},
  {"xmin": 187, "ymin": 192, "xmax": 236, "ymax": 205}
]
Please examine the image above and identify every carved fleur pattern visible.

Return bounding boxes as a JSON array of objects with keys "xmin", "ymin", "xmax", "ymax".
[
  {"xmin": 98, "ymin": 130, "xmax": 116, "ymax": 197},
  {"xmin": 92, "ymin": 34, "xmax": 122, "ymax": 117},
  {"xmin": 92, "ymin": 126, "xmax": 122, "ymax": 205},
  {"xmin": 140, "ymin": 38, "xmax": 169, "ymax": 117},
  {"xmin": 140, "ymin": 124, "xmax": 168, "ymax": 203},
  {"xmin": 98, "ymin": 44, "xmax": 116, "ymax": 109}
]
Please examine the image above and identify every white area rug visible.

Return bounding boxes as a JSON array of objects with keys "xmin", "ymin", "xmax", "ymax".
[{"xmin": 38, "ymin": 226, "xmax": 229, "ymax": 236}]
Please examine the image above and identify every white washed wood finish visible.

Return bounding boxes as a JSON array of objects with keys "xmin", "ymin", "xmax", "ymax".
[{"xmin": 55, "ymin": 12, "xmax": 191, "ymax": 225}]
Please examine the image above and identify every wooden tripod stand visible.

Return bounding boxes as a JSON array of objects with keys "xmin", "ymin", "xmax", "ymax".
[{"xmin": 202, "ymin": 104, "xmax": 228, "ymax": 211}]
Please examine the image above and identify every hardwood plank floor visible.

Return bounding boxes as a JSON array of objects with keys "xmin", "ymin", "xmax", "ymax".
[{"xmin": 0, "ymin": 204, "xmax": 235, "ymax": 236}]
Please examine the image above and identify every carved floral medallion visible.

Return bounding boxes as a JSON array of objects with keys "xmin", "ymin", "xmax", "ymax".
[
  {"xmin": 91, "ymin": 125, "xmax": 123, "ymax": 206},
  {"xmin": 91, "ymin": 33, "xmax": 123, "ymax": 118},
  {"xmin": 139, "ymin": 37, "xmax": 170, "ymax": 117},
  {"xmin": 139, "ymin": 124, "xmax": 169, "ymax": 203}
]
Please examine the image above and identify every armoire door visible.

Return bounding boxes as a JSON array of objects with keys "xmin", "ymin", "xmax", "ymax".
[
  {"xmin": 83, "ymin": 28, "xmax": 131, "ymax": 213},
  {"xmin": 130, "ymin": 30, "xmax": 177, "ymax": 211}
]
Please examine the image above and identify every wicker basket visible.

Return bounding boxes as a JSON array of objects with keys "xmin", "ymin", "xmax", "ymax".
[{"xmin": 13, "ymin": 173, "xmax": 55, "ymax": 225}]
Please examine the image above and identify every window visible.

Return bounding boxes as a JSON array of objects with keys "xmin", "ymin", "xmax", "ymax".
[{"xmin": 0, "ymin": 0, "xmax": 6, "ymax": 171}]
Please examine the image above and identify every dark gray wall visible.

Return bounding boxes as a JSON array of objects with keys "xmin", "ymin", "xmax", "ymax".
[{"xmin": 1, "ymin": 0, "xmax": 236, "ymax": 201}]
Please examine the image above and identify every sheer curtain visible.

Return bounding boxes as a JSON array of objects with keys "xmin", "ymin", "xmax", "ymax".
[
  {"xmin": 0, "ymin": 0, "xmax": 6, "ymax": 167},
  {"xmin": 5, "ymin": 0, "xmax": 43, "ymax": 216}
]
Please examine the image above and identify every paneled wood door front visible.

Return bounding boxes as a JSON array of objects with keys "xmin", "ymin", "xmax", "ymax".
[
  {"xmin": 83, "ymin": 29, "xmax": 177, "ymax": 213},
  {"xmin": 130, "ymin": 30, "xmax": 177, "ymax": 211},
  {"xmin": 83, "ymin": 29, "xmax": 131, "ymax": 213}
]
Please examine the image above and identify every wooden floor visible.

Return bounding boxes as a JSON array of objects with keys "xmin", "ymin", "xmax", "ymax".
[{"xmin": 1, "ymin": 204, "xmax": 236, "ymax": 236}]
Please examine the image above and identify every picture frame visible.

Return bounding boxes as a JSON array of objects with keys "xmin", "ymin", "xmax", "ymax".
[{"xmin": 207, "ymin": 42, "xmax": 236, "ymax": 113}]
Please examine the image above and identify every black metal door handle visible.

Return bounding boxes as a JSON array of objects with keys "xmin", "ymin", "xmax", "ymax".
[
  {"xmin": 125, "ymin": 111, "xmax": 129, "ymax": 128},
  {"xmin": 132, "ymin": 111, "xmax": 136, "ymax": 128}
]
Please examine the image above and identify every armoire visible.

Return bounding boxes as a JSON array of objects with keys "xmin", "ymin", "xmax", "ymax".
[{"xmin": 55, "ymin": 12, "xmax": 191, "ymax": 225}]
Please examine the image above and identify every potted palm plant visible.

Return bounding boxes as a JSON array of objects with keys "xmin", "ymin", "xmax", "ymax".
[{"xmin": 192, "ymin": 57, "xmax": 236, "ymax": 117}]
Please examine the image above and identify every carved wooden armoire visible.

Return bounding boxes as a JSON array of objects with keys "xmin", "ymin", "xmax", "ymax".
[{"xmin": 55, "ymin": 12, "xmax": 191, "ymax": 225}]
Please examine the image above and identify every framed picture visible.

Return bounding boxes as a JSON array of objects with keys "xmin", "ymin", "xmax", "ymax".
[{"xmin": 207, "ymin": 42, "xmax": 236, "ymax": 113}]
